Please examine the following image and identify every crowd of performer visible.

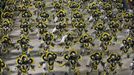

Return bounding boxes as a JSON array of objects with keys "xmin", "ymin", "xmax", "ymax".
[{"xmin": 0, "ymin": 0, "xmax": 134, "ymax": 75}]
